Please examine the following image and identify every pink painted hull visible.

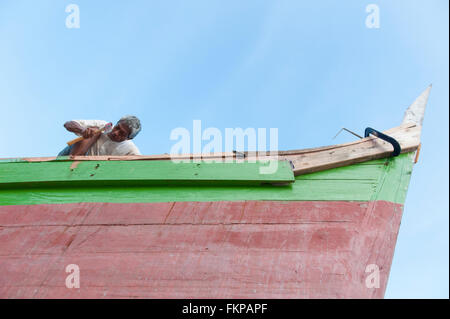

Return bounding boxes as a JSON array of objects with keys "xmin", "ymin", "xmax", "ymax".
[{"xmin": 0, "ymin": 200, "xmax": 403, "ymax": 298}]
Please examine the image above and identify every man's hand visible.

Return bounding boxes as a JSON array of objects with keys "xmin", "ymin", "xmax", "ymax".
[
  {"xmin": 82, "ymin": 127, "xmax": 98, "ymax": 139},
  {"xmin": 70, "ymin": 130, "xmax": 103, "ymax": 156}
]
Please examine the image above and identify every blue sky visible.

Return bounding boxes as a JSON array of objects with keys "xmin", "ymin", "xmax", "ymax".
[{"xmin": 0, "ymin": 0, "xmax": 448, "ymax": 298}]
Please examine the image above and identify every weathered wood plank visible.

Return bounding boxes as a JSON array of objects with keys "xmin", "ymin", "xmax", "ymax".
[
  {"xmin": 0, "ymin": 201, "xmax": 368, "ymax": 227},
  {"xmin": 0, "ymin": 160, "xmax": 294, "ymax": 188},
  {"xmin": 289, "ymin": 124, "xmax": 420, "ymax": 175}
]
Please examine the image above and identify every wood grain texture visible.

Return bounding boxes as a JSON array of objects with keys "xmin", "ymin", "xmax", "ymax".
[{"xmin": 290, "ymin": 124, "xmax": 420, "ymax": 175}]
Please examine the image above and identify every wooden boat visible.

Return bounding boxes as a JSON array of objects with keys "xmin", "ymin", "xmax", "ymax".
[{"xmin": 0, "ymin": 86, "xmax": 431, "ymax": 298}]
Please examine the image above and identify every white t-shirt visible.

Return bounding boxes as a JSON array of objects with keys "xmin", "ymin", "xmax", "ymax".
[{"xmin": 73, "ymin": 119, "xmax": 141, "ymax": 156}]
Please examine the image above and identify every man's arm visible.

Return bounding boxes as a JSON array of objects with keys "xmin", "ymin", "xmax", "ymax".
[
  {"xmin": 64, "ymin": 121, "xmax": 98, "ymax": 139},
  {"xmin": 70, "ymin": 131, "xmax": 102, "ymax": 156}
]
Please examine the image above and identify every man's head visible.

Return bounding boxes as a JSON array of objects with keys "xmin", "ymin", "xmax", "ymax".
[{"xmin": 107, "ymin": 115, "xmax": 141, "ymax": 142}]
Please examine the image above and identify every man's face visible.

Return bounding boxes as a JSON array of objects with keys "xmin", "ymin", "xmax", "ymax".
[{"xmin": 107, "ymin": 122, "xmax": 131, "ymax": 142}]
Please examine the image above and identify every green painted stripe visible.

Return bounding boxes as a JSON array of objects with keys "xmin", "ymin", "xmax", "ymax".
[
  {"xmin": 372, "ymin": 152, "xmax": 414, "ymax": 204},
  {"xmin": 0, "ymin": 160, "xmax": 294, "ymax": 188},
  {"xmin": 296, "ymin": 163, "xmax": 383, "ymax": 180},
  {"xmin": 0, "ymin": 153, "xmax": 415, "ymax": 206}
]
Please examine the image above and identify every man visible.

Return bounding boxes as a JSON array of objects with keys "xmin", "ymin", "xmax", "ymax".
[{"xmin": 58, "ymin": 115, "xmax": 142, "ymax": 156}]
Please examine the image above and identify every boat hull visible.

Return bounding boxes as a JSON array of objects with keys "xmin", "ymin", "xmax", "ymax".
[
  {"xmin": 0, "ymin": 87, "xmax": 431, "ymax": 299},
  {"xmin": 0, "ymin": 200, "xmax": 402, "ymax": 298}
]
